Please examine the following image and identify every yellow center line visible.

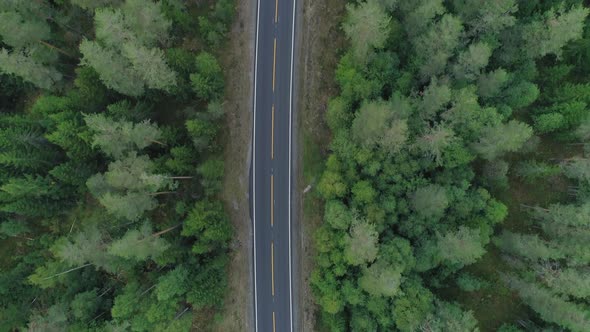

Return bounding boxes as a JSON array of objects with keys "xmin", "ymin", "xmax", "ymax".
[
  {"xmin": 273, "ymin": 312, "xmax": 276, "ymax": 332},
  {"xmin": 271, "ymin": 241, "xmax": 275, "ymax": 296},
  {"xmin": 270, "ymin": 175, "xmax": 274, "ymax": 226},
  {"xmin": 273, "ymin": 38, "xmax": 277, "ymax": 91},
  {"xmin": 271, "ymin": 105, "xmax": 275, "ymax": 159},
  {"xmin": 275, "ymin": 0, "xmax": 278, "ymax": 23}
]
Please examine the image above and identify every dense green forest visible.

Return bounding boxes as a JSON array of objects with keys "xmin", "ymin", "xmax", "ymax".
[
  {"xmin": 313, "ymin": 0, "xmax": 590, "ymax": 331},
  {"xmin": 0, "ymin": 0, "xmax": 234, "ymax": 330}
]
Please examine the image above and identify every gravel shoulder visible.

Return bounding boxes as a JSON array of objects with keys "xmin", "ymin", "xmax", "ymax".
[
  {"xmin": 213, "ymin": 0, "xmax": 256, "ymax": 330},
  {"xmin": 294, "ymin": 0, "xmax": 346, "ymax": 330}
]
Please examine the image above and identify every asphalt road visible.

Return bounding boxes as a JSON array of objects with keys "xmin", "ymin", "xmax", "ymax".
[{"xmin": 251, "ymin": 0, "xmax": 297, "ymax": 330}]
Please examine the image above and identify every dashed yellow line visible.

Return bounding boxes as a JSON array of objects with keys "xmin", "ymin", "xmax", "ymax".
[
  {"xmin": 273, "ymin": 311, "xmax": 276, "ymax": 332},
  {"xmin": 273, "ymin": 38, "xmax": 277, "ymax": 91},
  {"xmin": 271, "ymin": 241, "xmax": 275, "ymax": 296},
  {"xmin": 270, "ymin": 175, "xmax": 274, "ymax": 226},
  {"xmin": 275, "ymin": 0, "xmax": 278, "ymax": 23},
  {"xmin": 271, "ymin": 105, "xmax": 275, "ymax": 159}
]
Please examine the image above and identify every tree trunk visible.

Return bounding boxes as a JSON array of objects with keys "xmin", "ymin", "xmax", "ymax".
[
  {"xmin": 149, "ymin": 191, "xmax": 177, "ymax": 196},
  {"xmin": 151, "ymin": 224, "xmax": 182, "ymax": 237},
  {"xmin": 38, "ymin": 40, "xmax": 75, "ymax": 58},
  {"xmin": 151, "ymin": 140, "xmax": 166, "ymax": 146},
  {"xmin": 42, "ymin": 263, "xmax": 92, "ymax": 280}
]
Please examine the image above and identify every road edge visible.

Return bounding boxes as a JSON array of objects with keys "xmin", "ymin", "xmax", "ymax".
[{"xmin": 291, "ymin": 0, "xmax": 304, "ymax": 330}]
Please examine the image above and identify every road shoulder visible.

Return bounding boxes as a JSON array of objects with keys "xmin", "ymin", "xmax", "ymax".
[
  {"xmin": 215, "ymin": 0, "xmax": 256, "ymax": 330},
  {"xmin": 294, "ymin": 0, "xmax": 346, "ymax": 330}
]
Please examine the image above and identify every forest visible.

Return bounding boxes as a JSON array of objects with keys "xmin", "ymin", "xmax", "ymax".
[
  {"xmin": 0, "ymin": 0, "xmax": 234, "ymax": 330},
  {"xmin": 313, "ymin": 0, "xmax": 590, "ymax": 331}
]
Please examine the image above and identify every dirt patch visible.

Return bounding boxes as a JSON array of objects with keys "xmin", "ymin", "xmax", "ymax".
[
  {"xmin": 294, "ymin": 0, "xmax": 346, "ymax": 330},
  {"xmin": 212, "ymin": 0, "xmax": 255, "ymax": 330}
]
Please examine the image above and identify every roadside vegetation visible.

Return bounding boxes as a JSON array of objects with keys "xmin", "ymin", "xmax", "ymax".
[
  {"xmin": 0, "ymin": 0, "xmax": 235, "ymax": 330},
  {"xmin": 312, "ymin": 0, "xmax": 590, "ymax": 330}
]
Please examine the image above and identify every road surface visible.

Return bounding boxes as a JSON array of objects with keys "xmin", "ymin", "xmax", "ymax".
[{"xmin": 251, "ymin": 0, "xmax": 297, "ymax": 330}]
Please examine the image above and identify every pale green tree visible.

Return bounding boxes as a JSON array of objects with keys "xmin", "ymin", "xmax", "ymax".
[
  {"xmin": 453, "ymin": 42, "xmax": 492, "ymax": 81},
  {"xmin": 0, "ymin": 11, "xmax": 50, "ymax": 49},
  {"xmin": 352, "ymin": 100, "xmax": 392, "ymax": 147},
  {"xmin": 108, "ymin": 222, "xmax": 170, "ymax": 261},
  {"xmin": 359, "ymin": 259, "xmax": 402, "ymax": 297},
  {"xmin": 477, "ymin": 68, "xmax": 510, "ymax": 99},
  {"xmin": 324, "ymin": 200, "xmax": 353, "ymax": 230},
  {"xmin": 86, "ymin": 153, "xmax": 175, "ymax": 221},
  {"xmin": 380, "ymin": 119, "xmax": 408, "ymax": 154},
  {"xmin": 419, "ymin": 78, "xmax": 451, "ymax": 118},
  {"xmin": 503, "ymin": 275, "xmax": 590, "ymax": 332},
  {"xmin": 98, "ymin": 192, "xmax": 158, "ymax": 222},
  {"xmin": 562, "ymin": 158, "xmax": 590, "ymax": 182},
  {"xmin": 94, "ymin": 7, "xmax": 134, "ymax": 48},
  {"xmin": 541, "ymin": 266, "xmax": 590, "ymax": 299},
  {"xmin": 494, "ymin": 231, "xmax": 563, "ymax": 261},
  {"xmin": 419, "ymin": 300, "xmax": 479, "ymax": 332},
  {"xmin": 344, "ymin": 220, "xmax": 378, "ymax": 266},
  {"xmin": 412, "ymin": 184, "xmax": 448, "ymax": 220},
  {"xmin": 342, "ymin": 0, "xmax": 391, "ymax": 63},
  {"xmin": 454, "ymin": 0, "xmax": 517, "ymax": 36},
  {"xmin": 472, "ymin": 120, "xmax": 532, "ymax": 160},
  {"xmin": 415, "ymin": 125, "xmax": 455, "ymax": 165},
  {"xmin": 84, "ymin": 113, "xmax": 162, "ymax": 158},
  {"xmin": 122, "ymin": 43, "xmax": 177, "ymax": 92},
  {"xmin": 414, "ymin": 14, "xmax": 463, "ymax": 80},
  {"xmin": 79, "ymin": 40, "xmax": 144, "ymax": 96},
  {"xmin": 50, "ymin": 226, "xmax": 123, "ymax": 273},
  {"xmin": 122, "ymin": 0, "xmax": 171, "ymax": 46},
  {"xmin": 521, "ymin": 5, "xmax": 589, "ymax": 59},
  {"xmin": 81, "ymin": 0, "xmax": 175, "ymax": 96},
  {"xmin": 437, "ymin": 227, "xmax": 485, "ymax": 266},
  {"xmin": 0, "ymin": 49, "xmax": 62, "ymax": 90},
  {"xmin": 401, "ymin": 0, "xmax": 445, "ymax": 38}
]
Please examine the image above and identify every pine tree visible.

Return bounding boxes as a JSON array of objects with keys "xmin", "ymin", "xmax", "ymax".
[
  {"xmin": 342, "ymin": 0, "xmax": 391, "ymax": 63},
  {"xmin": 84, "ymin": 114, "xmax": 162, "ymax": 159},
  {"xmin": 108, "ymin": 222, "xmax": 170, "ymax": 261}
]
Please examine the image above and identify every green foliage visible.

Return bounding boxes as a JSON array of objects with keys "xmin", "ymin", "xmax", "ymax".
[
  {"xmin": 456, "ymin": 272, "xmax": 490, "ymax": 292},
  {"xmin": 503, "ymin": 275, "xmax": 590, "ymax": 331},
  {"xmin": 412, "ymin": 184, "xmax": 448, "ymax": 220},
  {"xmin": 79, "ymin": 40, "xmax": 144, "ymax": 96},
  {"xmin": 521, "ymin": 5, "xmax": 589, "ymax": 59},
  {"xmin": 198, "ymin": 0, "xmax": 235, "ymax": 48},
  {"xmin": 514, "ymin": 160, "xmax": 560, "ymax": 183},
  {"xmin": 343, "ymin": 0, "xmax": 391, "ymax": 63},
  {"xmin": 359, "ymin": 259, "xmax": 402, "ymax": 297},
  {"xmin": 344, "ymin": 220, "xmax": 378, "ymax": 266},
  {"xmin": 84, "ymin": 113, "xmax": 162, "ymax": 159},
  {"xmin": 81, "ymin": 0, "xmax": 177, "ymax": 96},
  {"xmin": 471, "ymin": 120, "xmax": 533, "ymax": 160},
  {"xmin": 190, "ymin": 52, "xmax": 224, "ymax": 101},
  {"xmin": 0, "ymin": 0, "xmax": 232, "ymax": 330},
  {"xmin": 181, "ymin": 200, "xmax": 231, "ymax": 254},
  {"xmin": 70, "ymin": 0, "xmax": 121, "ymax": 10},
  {"xmin": 108, "ymin": 222, "xmax": 170, "ymax": 261},
  {"xmin": 419, "ymin": 300, "xmax": 479, "ymax": 332},
  {"xmin": 185, "ymin": 118, "xmax": 218, "ymax": 151},
  {"xmin": 452, "ymin": 42, "xmax": 492, "ymax": 82},
  {"xmin": 87, "ymin": 153, "xmax": 175, "ymax": 221},
  {"xmin": 0, "ymin": 48, "xmax": 62, "ymax": 90},
  {"xmin": 437, "ymin": 227, "xmax": 485, "ymax": 266},
  {"xmin": 197, "ymin": 158, "xmax": 224, "ymax": 196},
  {"xmin": 413, "ymin": 14, "xmax": 463, "ymax": 80}
]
